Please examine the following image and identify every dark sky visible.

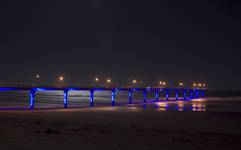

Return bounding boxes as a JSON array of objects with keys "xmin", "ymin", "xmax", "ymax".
[{"xmin": 0, "ymin": 0, "xmax": 241, "ymax": 90}]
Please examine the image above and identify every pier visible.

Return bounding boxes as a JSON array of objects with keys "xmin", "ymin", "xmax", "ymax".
[{"xmin": 0, "ymin": 87, "xmax": 205, "ymax": 110}]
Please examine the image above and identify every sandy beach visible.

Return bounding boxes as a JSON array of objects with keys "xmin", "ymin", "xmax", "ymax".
[{"xmin": 0, "ymin": 105, "xmax": 241, "ymax": 150}]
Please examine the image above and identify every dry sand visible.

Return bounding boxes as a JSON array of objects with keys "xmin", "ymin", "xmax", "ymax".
[{"xmin": 0, "ymin": 107, "xmax": 241, "ymax": 150}]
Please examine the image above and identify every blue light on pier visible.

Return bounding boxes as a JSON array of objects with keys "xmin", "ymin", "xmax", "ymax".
[
  {"xmin": 128, "ymin": 89, "xmax": 133, "ymax": 104},
  {"xmin": 111, "ymin": 89, "xmax": 116, "ymax": 106},
  {"xmin": 189, "ymin": 89, "xmax": 193, "ymax": 99},
  {"xmin": 29, "ymin": 89, "xmax": 35, "ymax": 110},
  {"xmin": 155, "ymin": 90, "xmax": 159, "ymax": 102},
  {"xmin": 175, "ymin": 89, "xmax": 178, "ymax": 100},
  {"xmin": 195, "ymin": 89, "xmax": 199, "ymax": 98},
  {"xmin": 64, "ymin": 89, "xmax": 68, "ymax": 108},
  {"xmin": 166, "ymin": 89, "xmax": 169, "ymax": 100},
  {"xmin": 201, "ymin": 89, "xmax": 205, "ymax": 98},
  {"xmin": 90, "ymin": 90, "xmax": 94, "ymax": 107},
  {"xmin": 36, "ymin": 88, "xmax": 47, "ymax": 91},
  {"xmin": 183, "ymin": 89, "xmax": 186, "ymax": 100},
  {"xmin": 143, "ymin": 89, "xmax": 147, "ymax": 103}
]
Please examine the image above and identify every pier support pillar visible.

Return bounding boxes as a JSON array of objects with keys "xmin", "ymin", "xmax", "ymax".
[
  {"xmin": 175, "ymin": 89, "xmax": 178, "ymax": 100},
  {"xmin": 64, "ymin": 89, "xmax": 69, "ymax": 108},
  {"xmin": 111, "ymin": 89, "xmax": 116, "ymax": 106},
  {"xmin": 143, "ymin": 89, "xmax": 147, "ymax": 103},
  {"xmin": 155, "ymin": 90, "xmax": 159, "ymax": 102},
  {"xmin": 128, "ymin": 89, "xmax": 133, "ymax": 104},
  {"xmin": 201, "ymin": 89, "xmax": 205, "ymax": 98},
  {"xmin": 195, "ymin": 89, "xmax": 199, "ymax": 98},
  {"xmin": 186, "ymin": 89, "xmax": 188, "ymax": 97},
  {"xmin": 189, "ymin": 89, "xmax": 193, "ymax": 99},
  {"xmin": 166, "ymin": 89, "xmax": 169, "ymax": 101},
  {"xmin": 29, "ymin": 89, "xmax": 36, "ymax": 110},
  {"xmin": 90, "ymin": 89, "xmax": 94, "ymax": 107},
  {"xmin": 183, "ymin": 89, "xmax": 186, "ymax": 100}
]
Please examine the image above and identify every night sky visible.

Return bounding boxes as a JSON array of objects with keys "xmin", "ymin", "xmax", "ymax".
[{"xmin": 0, "ymin": 0, "xmax": 241, "ymax": 90}]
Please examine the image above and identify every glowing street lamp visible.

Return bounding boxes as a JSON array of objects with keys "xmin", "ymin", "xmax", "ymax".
[
  {"xmin": 107, "ymin": 79, "xmax": 111, "ymax": 84},
  {"xmin": 159, "ymin": 81, "xmax": 166, "ymax": 87},
  {"xmin": 202, "ymin": 83, "xmax": 207, "ymax": 89},
  {"xmin": 95, "ymin": 77, "xmax": 99, "ymax": 82},
  {"xmin": 132, "ymin": 79, "xmax": 137, "ymax": 84},
  {"xmin": 179, "ymin": 82, "xmax": 184, "ymax": 87},
  {"xmin": 193, "ymin": 83, "xmax": 197, "ymax": 87},
  {"xmin": 33, "ymin": 74, "xmax": 40, "ymax": 85},
  {"xmin": 59, "ymin": 76, "xmax": 64, "ymax": 81},
  {"xmin": 35, "ymin": 74, "xmax": 40, "ymax": 79}
]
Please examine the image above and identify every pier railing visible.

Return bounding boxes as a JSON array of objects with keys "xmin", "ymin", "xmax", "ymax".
[{"xmin": 0, "ymin": 87, "xmax": 205, "ymax": 110}]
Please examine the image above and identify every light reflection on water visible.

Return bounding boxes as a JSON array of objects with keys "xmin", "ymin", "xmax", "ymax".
[
  {"xmin": 191, "ymin": 101, "xmax": 206, "ymax": 112},
  {"xmin": 176, "ymin": 101, "xmax": 184, "ymax": 111},
  {"xmin": 156, "ymin": 102, "xmax": 168, "ymax": 111},
  {"xmin": 140, "ymin": 99, "xmax": 207, "ymax": 112}
]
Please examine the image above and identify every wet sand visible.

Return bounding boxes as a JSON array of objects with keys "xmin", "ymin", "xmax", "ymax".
[{"xmin": 0, "ymin": 106, "xmax": 241, "ymax": 150}]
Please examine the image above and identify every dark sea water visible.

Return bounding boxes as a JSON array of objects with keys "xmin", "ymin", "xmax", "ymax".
[{"xmin": 0, "ymin": 90, "xmax": 241, "ymax": 112}]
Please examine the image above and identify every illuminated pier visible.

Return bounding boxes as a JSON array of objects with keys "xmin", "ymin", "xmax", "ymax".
[{"xmin": 0, "ymin": 87, "xmax": 205, "ymax": 110}]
